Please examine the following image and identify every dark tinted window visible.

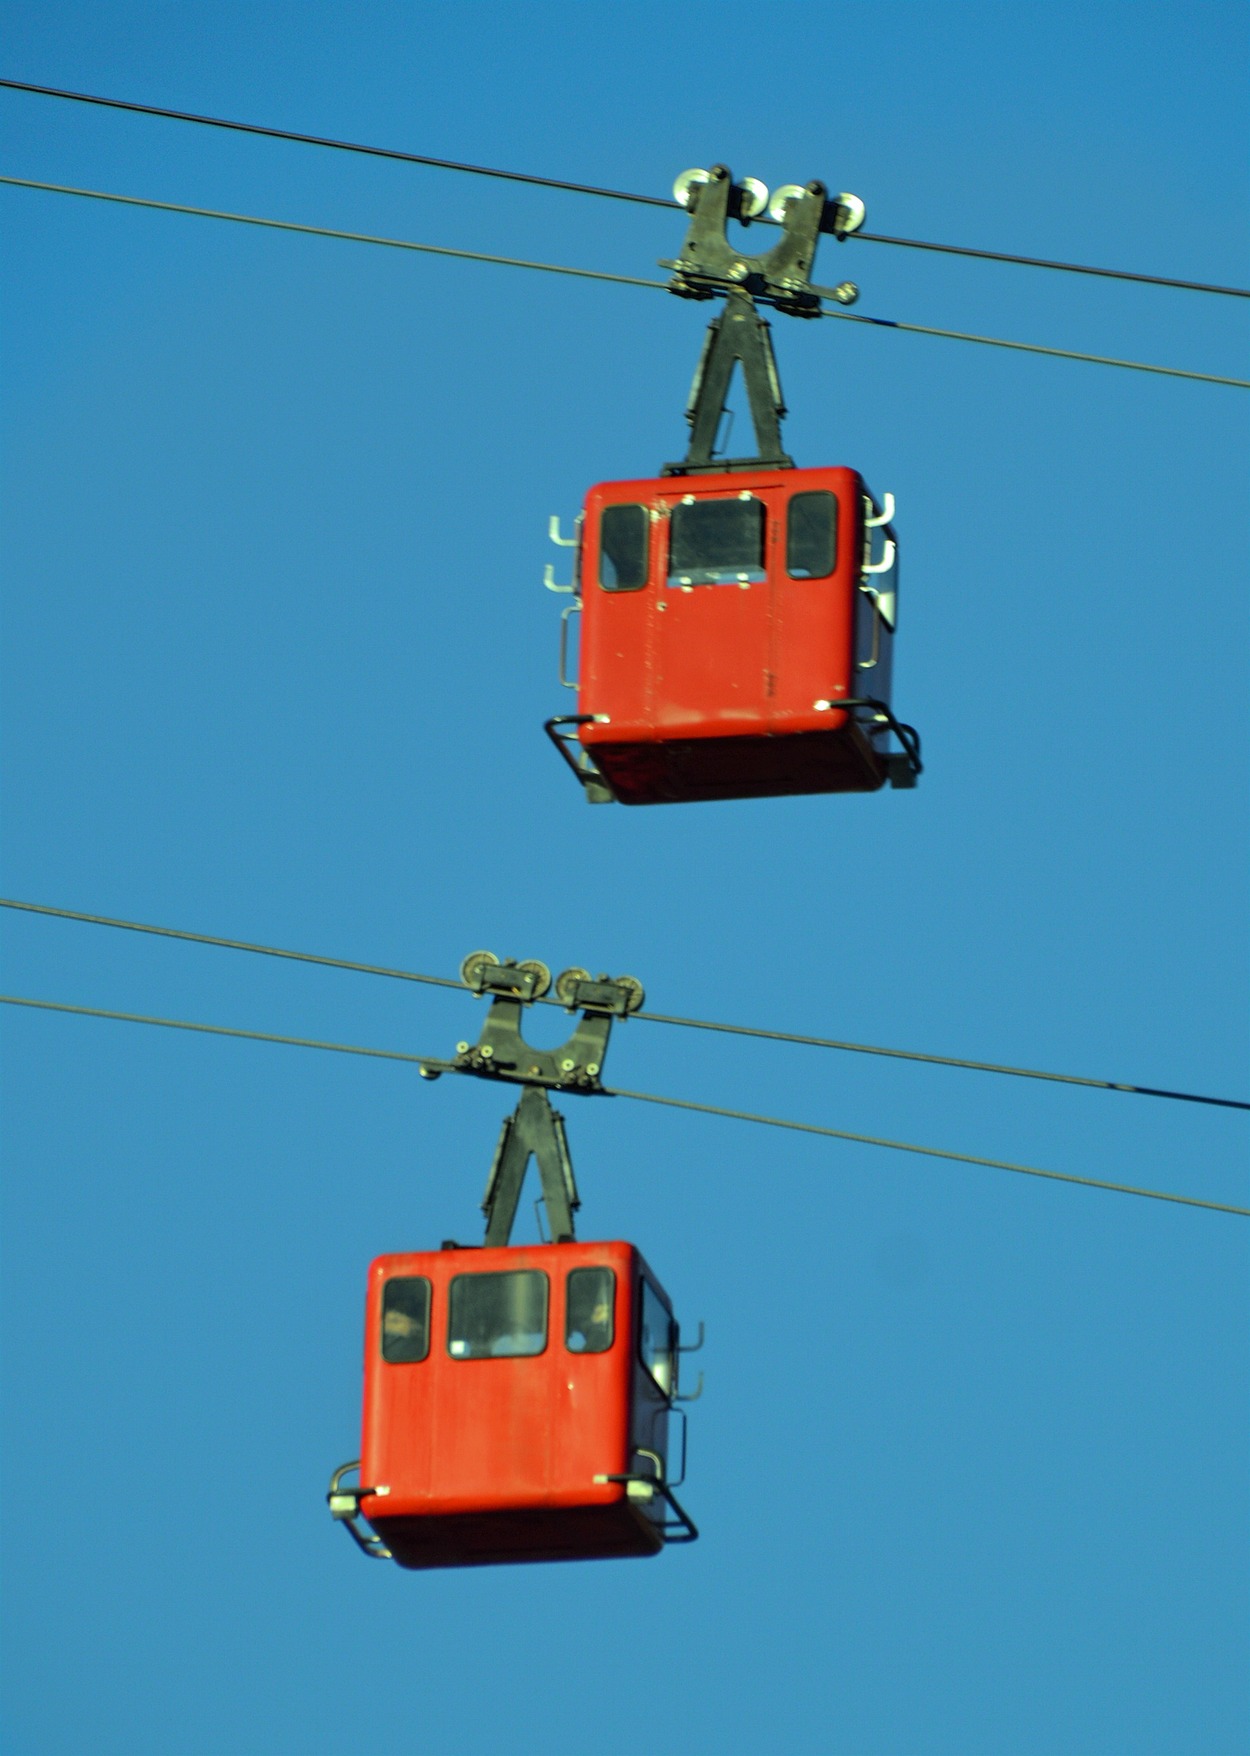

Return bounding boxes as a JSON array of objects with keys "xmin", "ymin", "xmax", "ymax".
[
  {"xmin": 599, "ymin": 504, "xmax": 650, "ymax": 591},
  {"xmin": 448, "ymin": 1270, "xmax": 548, "ymax": 1359},
  {"xmin": 638, "ymin": 1279, "xmax": 674, "ymax": 1395},
  {"xmin": 381, "ymin": 1276, "xmax": 431, "ymax": 1363},
  {"xmin": 566, "ymin": 1267, "xmax": 615, "ymax": 1354},
  {"xmin": 669, "ymin": 496, "xmax": 766, "ymax": 585},
  {"xmin": 786, "ymin": 491, "xmax": 837, "ymax": 578}
]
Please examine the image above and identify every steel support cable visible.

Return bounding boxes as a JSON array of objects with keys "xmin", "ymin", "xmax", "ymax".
[
  {"xmin": 4, "ymin": 898, "xmax": 1248, "ymax": 1113},
  {"xmin": 0, "ymin": 175, "xmax": 665, "ymax": 292},
  {"xmin": 2, "ymin": 77, "xmax": 1247, "ymax": 300},
  {"xmin": 2, "ymin": 994, "xmax": 1245, "ymax": 1218},
  {"xmin": 3, "ymin": 176, "xmax": 1246, "ymax": 391},
  {"xmin": 604, "ymin": 1086, "xmax": 1250, "ymax": 1217}
]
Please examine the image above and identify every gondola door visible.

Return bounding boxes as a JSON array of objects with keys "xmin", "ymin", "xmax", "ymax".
[{"xmin": 651, "ymin": 485, "xmax": 774, "ymax": 745}]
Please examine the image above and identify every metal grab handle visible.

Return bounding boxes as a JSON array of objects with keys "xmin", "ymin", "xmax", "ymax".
[
  {"xmin": 545, "ymin": 514, "xmax": 581, "ymax": 592},
  {"xmin": 544, "ymin": 563, "xmax": 575, "ymax": 595},
  {"xmin": 327, "ymin": 1460, "xmax": 392, "ymax": 1560},
  {"xmin": 677, "ymin": 1320, "xmax": 706, "ymax": 1354},
  {"xmin": 840, "ymin": 695, "xmax": 923, "ymax": 778},
  {"xmin": 559, "ymin": 601, "xmax": 582, "ymax": 689},
  {"xmin": 865, "ymin": 492, "xmax": 895, "ymax": 528},
  {"xmin": 863, "ymin": 537, "xmax": 896, "ymax": 575},
  {"xmin": 544, "ymin": 716, "xmax": 617, "ymax": 804},
  {"xmin": 593, "ymin": 1467, "xmax": 700, "ymax": 1545}
]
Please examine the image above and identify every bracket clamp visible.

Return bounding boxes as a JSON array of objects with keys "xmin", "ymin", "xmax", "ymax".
[
  {"xmin": 418, "ymin": 953, "xmax": 644, "ymax": 1093},
  {"xmin": 661, "ymin": 165, "xmax": 862, "ymax": 315}
]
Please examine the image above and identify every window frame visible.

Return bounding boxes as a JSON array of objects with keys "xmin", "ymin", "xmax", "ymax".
[
  {"xmin": 785, "ymin": 489, "xmax": 839, "ymax": 581},
  {"xmin": 597, "ymin": 503, "xmax": 651, "ymax": 593},
  {"xmin": 379, "ymin": 1274, "xmax": 433, "ymax": 1365},
  {"xmin": 637, "ymin": 1275, "xmax": 676, "ymax": 1398},
  {"xmin": 446, "ymin": 1268, "xmax": 550, "ymax": 1361},
  {"xmin": 564, "ymin": 1265, "xmax": 617, "ymax": 1355},
  {"xmin": 667, "ymin": 492, "xmax": 767, "ymax": 588}
]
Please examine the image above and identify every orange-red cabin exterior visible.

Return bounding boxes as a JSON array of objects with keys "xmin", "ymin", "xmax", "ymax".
[
  {"xmin": 358, "ymin": 1240, "xmax": 679, "ymax": 1569},
  {"xmin": 574, "ymin": 465, "xmax": 899, "ymax": 805}
]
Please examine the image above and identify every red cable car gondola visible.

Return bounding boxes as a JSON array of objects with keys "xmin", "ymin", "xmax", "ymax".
[
  {"xmin": 545, "ymin": 166, "xmax": 921, "ymax": 805},
  {"xmin": 328, "ymin": 957, "xmax": 698, "ymax": 1569},
  {"xmin": 333, "ymin": 1237, "xmax": 693, "ymax": 1569}
]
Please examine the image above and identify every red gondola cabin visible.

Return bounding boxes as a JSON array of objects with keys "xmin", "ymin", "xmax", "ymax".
[
  {"xmin": 350, "ymin": 1239, "xmax": 690, "ymax": 1569},
  {"xmin": 560, "ymin": 464, "xmax": 913, "ymax": 805}
]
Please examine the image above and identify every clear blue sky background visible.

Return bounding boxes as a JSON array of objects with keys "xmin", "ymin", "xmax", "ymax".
[{"xmin": 2, "ymin": 4, "xmax": 1247, "ymax": 1753}]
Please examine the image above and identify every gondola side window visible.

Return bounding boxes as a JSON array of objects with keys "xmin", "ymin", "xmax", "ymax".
[
  {"xmin": 565, "ymin": 1266, "xmax": 615, "ymax": 1354},
  {"xmin": 786, "ymin": 491, "xmax": 838, "ymax": 579},
  {"xmin": 381, "ymin": 1275, "xmax": 431, "ymax": 1363},
  {"xmin": 448, "ymin": 1270, "xmax": 549, "ymax": 1359},
  {"xmin": 669, "ymin": 495, "xmax": 766, "ymax": 586},
  {"xmin": 638, "ymin": 1278, "xmax": 675, "ymax": 1396},
  {"xmin": 599, "ymin": 504, "xmax": 650, "ymax": 591}
]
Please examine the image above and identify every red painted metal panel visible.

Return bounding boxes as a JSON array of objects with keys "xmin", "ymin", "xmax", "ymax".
[
  {"xmin": 358, "ymin": 1239, "xmax": 673, "ymax": 1568},
  {"xmin": 576, "ymin": 466, "xmax": 889, "ymax": 804}
]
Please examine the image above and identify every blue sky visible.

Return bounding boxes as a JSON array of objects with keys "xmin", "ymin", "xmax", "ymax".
[{"xmin": 1, "ymin": 4, "xmax": 1247, "ymax": 1753}]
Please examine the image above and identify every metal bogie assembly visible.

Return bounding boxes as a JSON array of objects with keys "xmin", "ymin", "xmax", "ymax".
[
  {"xmin": 662, "ymin": 164, "xmax": 864, "ymax": 313},
  {"xmin": 421, "ymin": 952, "xmax": 643, "ymax": 1093}
]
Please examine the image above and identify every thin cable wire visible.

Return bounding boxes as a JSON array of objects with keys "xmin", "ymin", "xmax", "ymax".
[
  {"xmin": 0, "ymin": 993, "xmax": 433, "ymax": 1066},
  {"xmin": 3, "ymin": 77, "xmax": 1247, "ymax": 299},
  {"xmin": 0, "ymin": 77, "xmax": 674, "ymax": 210},
  {"xmin": 3, "ymin": 176, "xmax": 1246, "ymax": 390},
  {"xmin": 0, "ymin": 897, "xmax": 468, "ymax": 991},
  {"xmin": 0, "ymin": 175, "xmax": 665, "ymax": 292},
  {"xmin": 605, "ymin": 1086, "xmax": 1250, "ymax": 1217},
  {"xmin": 636, "ymin": 1005, "xmax": 1250, "ymax": 1112},
  {"xmin": 4, "ymin": 898, "xmax": 1247, "ymax": 1112},
  {"xmin": 2, "ymin": 992, "xmax": 1244, "ymax": 1217},
  {"xmin": 845, "ymin": 228, "xmax": 1250, "ymax": 298},
  {"xmin": 808, "ymin": 287, "xmax": 1250, "ymax": 387}
]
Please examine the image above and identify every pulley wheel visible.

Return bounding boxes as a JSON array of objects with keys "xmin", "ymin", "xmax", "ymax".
[
  {"xmin": 555, "ymin": 966, "xmax": 592, "ymax": 1006},
  {"xmin": 673, "ymin": 167, "xmax": 711, "ymax": 209},
  {"xmin": 615, "ymin": 975, "xmax": 645, "ymax": 1014},
  {"xmin": 832, "ymin": 191, "xmax": 866, "ymax": 236},
  {"xmin": 735, "ymin": 176, "xmax": 770, "ymax": 219},
  {"xmin": 460, "ymin": 949, "xmax": 499, "ymax": 989},
  {"xmin": 766, "ymin": 183, "xmax": 808, "ymax": 223},
  {"xmin": 516, "ymin": 959, "xmax": 552, "ymax": 999}
]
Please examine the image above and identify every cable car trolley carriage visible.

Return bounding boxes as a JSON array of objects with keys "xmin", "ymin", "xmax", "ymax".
[
  {"xmin": 545, "ymin": 166, "xmax": 922, "ymax": 806},
  {"xmin": 328, "ymin": 953, "xmax": 700, "ymax": 1570}
]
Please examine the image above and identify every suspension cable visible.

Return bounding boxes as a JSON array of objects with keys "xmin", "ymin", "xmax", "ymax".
[
  {"xmin": 2, "ymin": 176, "xmax": 1246, "ymax": 390},
  {"xmin": 3, "ymin": 77, "xmax": 1247, "ymax": 300},
  {"xmin": 0, "ymin": 175, "xmax": 665, "ymax": 291},
  {"xmin": 4, "ymin": 899, "xmax": 1247, "ymax": 1112},
  {"xmin": 604, "ymin": 1086, "xmax": 1250, "ymax": 1216},
  {"xmin": 2, "ymin": 993, "xmax": 1245, "ymax": 1217}
]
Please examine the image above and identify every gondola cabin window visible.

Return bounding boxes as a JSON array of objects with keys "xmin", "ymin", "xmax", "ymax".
[
  {"xmin": 599, "ymin": 504, "xmax": 649, "ymax": 590},
  {"xmin": 786, "ymin": 490, "xmax": 837, "ymax": 578},
  {"xmin": 380, "ymin": 1275, "xmax": 430, "ymax": 1363},
  {"xmin": 448, "ymin": 1268, "xmax": 548, "ymax": 1358},
  {"xmin": 668, "ymin": 492, "xmax": 766, "ymax": 586},
  {"xmin": 639, "ymin": 1276, "xmax": 675, "ymax": 1395},
  {"xmin": 565, "ymin": 1265, "xmax": 615, "ymax": 1352}
]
